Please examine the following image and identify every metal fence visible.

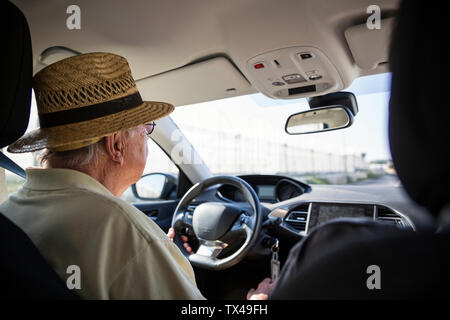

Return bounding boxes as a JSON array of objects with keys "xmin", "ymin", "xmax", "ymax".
[{"xmin": 179, "ymin": 125, "xmax": 369, "ymax": 175}]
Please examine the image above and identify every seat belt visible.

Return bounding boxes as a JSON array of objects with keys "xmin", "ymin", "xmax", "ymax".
[{"xmin": 0, "ymin": 152, "xmax": 26, "ymax": 179}]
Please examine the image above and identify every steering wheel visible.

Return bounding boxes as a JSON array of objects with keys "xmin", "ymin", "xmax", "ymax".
[{"xmin": 171, "ymin": 176, "xmax": 262, "ymax": 270}]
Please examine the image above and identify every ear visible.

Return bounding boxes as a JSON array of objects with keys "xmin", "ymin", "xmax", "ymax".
[{"xmin": 103, "ymin": 133, "xmax": 125, "ymax": 165}]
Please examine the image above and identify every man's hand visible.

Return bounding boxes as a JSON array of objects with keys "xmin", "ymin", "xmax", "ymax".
[
  {"xmin": 167, "ymin": 227, "xmax": 193, "ymax": 254},
  {"xmin": 246, "ymin": 278, "xmax": 276, "ymax": 300}
]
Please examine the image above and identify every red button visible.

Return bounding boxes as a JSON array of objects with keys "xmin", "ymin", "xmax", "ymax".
[{"xmin": 254, "ymin": 63, "xmax": 265, "ymax": 69}]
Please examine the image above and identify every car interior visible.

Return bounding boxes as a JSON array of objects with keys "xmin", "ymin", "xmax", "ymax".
[{"xmin": 1, "ymin": 0, "xmax": 450, "ymax": 300}]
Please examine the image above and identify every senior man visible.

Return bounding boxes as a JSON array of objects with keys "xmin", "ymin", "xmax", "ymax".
[{"xmin": 0, "ymin": 52, "xmax": 273, "ymax": 299}]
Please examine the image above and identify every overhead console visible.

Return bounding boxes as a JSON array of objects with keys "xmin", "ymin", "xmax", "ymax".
[{"xmin": 246, "ymin": 46, "xmax": 344, "ymax": 99}]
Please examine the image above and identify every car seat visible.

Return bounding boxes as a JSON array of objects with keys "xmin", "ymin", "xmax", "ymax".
[{"xmin": 0, "ymin": 1, "xmax": 79, "ymax": 300}]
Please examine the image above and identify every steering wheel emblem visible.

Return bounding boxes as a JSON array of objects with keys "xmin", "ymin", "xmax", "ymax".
[{"xmin": 197, "ymin": 239, "xmax": 228, "ymax": 258}]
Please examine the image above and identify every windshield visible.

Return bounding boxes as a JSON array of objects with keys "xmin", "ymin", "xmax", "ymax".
[
  {"xmin": 171, "ymin": 73, "xmax": 397, "ymax": 186},
  {"xmin": 4, "ymin": 73, "xmax": 396, "ymax": 194}
]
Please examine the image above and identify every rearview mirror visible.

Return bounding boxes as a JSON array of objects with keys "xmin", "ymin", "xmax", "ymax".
[{"xmin": 285, "ymin": 105, "xmax": 353, "ymax": 135}]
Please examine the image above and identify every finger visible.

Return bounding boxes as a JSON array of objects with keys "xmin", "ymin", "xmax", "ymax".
[
  {"xmin": 246, "ymin": 288, "xmax": 255, "ymax": 300},
  {"xmin": 167, "ymin": 228, "xmax": 175, "ymax": 241},
  {"xmin": 262, "ymin": 277, "xmax": 272, "ymax": 284},
  {"xmin": 183, "ymin": 242, "xmax": 193, "ymax": 253},
  {"xmin": 181, "ymin": 235, "xmax": 189, "ymax": 242},
  {"xmin": 269, "ymin": 279, "xmax": 277, "ymax": 288},
  {"xmin": 257, "ymin": 278, "xmax": 272, "ymax": 288}
]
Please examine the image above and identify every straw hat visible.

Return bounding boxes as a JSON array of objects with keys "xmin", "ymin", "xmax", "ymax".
[{"xmin": 7, "ymin": 52, "xmax": 174, "ymax": 153}]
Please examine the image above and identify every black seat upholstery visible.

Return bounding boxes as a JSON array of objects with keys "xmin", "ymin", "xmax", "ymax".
[
  {"xmin": 271, "ymin": 220, "xmax": 450, "ymax": 299},
  {"xmin": 0, "ymin": 1, "xmax": 79, "ymax": 300},
  {"xmin": 271, "ymin": 0, "xmax": 450, "ymax": 299},
  {"xmin": 0, "ymin": 214, "xmax": 79, "ymax": 299}
]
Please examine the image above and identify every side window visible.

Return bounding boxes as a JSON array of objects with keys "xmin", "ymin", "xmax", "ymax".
[
  {"xmin": 121, "ymin": 138, "xmax": 179, "ymax": 203},
  {"xmin": 2, "ymin": 92, "xmax": 38, "ymax": 199},
  {"xmin": 4, "ymin": 169, "xmax": 26, "ymax": 198},
  {"xmin": 1, "ymin": 151, "xmax": 30, "ymax": 200}
]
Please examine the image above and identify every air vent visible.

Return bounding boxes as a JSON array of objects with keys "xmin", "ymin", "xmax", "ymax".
[
  {"xmin": 376, "ymin": 206, "xmax": 406, "ymax": 228},
  {"xmin": 294, "ymin": 203, "xmax": 310, "ymax": 212},
  {"xmin": 285, "ymin": 203, "xmax": 310, "ymax": 232},
  {"xmin": 377, "ymin": 206, "xmax": 399, "ymax": 218}
]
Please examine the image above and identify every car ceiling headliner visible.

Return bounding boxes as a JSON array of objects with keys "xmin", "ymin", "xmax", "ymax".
[{"xmin": 12, "ymin": 0, "xmax": 399, "ymax": 103}]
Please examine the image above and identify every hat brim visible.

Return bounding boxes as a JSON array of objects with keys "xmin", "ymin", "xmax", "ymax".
[{"xmin": 7, "ymin": 101, "xmax": 174, "ymax": 153}]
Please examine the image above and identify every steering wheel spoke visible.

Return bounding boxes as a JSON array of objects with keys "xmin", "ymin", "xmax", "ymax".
[
  {"xmin": 229, "ymin": 212, "xmax": 251, "ymax": 234},
  {"xmin": 196, "ymin": 239, "xmax": 228, "ymax": 258},
  {"xmin": 172, "ymin": 209, "xmax": 194, "ymax": 229}
]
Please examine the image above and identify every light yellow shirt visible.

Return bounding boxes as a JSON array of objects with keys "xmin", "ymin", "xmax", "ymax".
[{"xmin": 0, "ymin": 168, "xmax": 205, "ymax": 300}]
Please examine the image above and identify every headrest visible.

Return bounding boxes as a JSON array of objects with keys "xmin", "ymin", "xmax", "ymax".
[
  {"xmin": 389, "ymin": 1, "xmax": 450, "ymax": 215},
  {"xmin": 0, "ymin": 1, "xmax": 32, "ymax": 148}
]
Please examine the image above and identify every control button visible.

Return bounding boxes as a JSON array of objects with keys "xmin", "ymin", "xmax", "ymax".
[
  {"xmin": 306, "ymin": 70, "xmax": 322, "ymax": 80},
  {"xmin": 282, "ymin": 73, "xmax": 306, "ymax": 84},
  {"xmin": 254, "ymin": 63, "xmax": 265, "ymax": 69},
  {"xmin": 272, "ymin": 81, "xmax": 285, "ymax": 86},
  {"xmin": 309, "ymin": 74, "xmax": 322, "ymax": 80},
  {"xmin": 300, "ymin": 52, "xmax": 313, "ymax": 59}
]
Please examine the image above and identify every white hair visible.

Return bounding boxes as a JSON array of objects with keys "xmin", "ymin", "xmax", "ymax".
[
  {"xmin": 39, "ymin": 127, "xmax": 138, "ymax": 168},
  {"xmin": 39, "ymin": 139, "xmax": 105, "ymax": 168}
]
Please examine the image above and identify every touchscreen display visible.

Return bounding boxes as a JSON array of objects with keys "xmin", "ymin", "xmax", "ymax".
[{"xmin": 308, "ymin": 203, "xmax": 374, "ymax": 230}]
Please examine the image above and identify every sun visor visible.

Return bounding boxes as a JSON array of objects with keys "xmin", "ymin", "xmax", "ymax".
[
  {"xmin": 345, "ymin": 17, "xmax": 395, "ymax": 71},
  {"xmin": 136, "ymin": 57, "xmax": 255, "ymax": 107}
]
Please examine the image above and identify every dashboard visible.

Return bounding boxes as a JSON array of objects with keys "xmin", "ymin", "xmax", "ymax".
[
  {"xmin": 217, "ymin": 175, "xmax": 311, "ymax": 203},
  {"xmin": 183, "ymin": 174, "xmax": 431, "ymax": 247},
  {"xmin": 270, "ymin": 201, "xmax": 415, "ymax": 237},
  {"xmin": 207, "ymin": 174, "xmax": 430, "ymax": 234}
]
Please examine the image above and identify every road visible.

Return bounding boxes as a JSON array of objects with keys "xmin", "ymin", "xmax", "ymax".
[{"xmin": 352, "ymin": 174, "xmax": 401, "ymax": 187}]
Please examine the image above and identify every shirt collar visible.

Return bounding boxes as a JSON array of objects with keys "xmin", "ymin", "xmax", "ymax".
[{"xmin": 23, "ymin": 168, "xmax": 113, "ymax": 196}]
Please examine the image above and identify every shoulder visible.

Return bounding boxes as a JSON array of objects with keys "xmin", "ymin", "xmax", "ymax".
[
  {"xmin": 284, "ymin": 219, "xmax": 405, "ymax": 273},
  {"xmin": 68, "ymin": 187, "xmax": 170, "ymax": 245},
  {"xmin": 295, "ymin": 218, "xmax": 403, "ymax": 254},
  {"xmin": 307, "ymin": 218, "xmax": 402, "ymax": 244}
]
